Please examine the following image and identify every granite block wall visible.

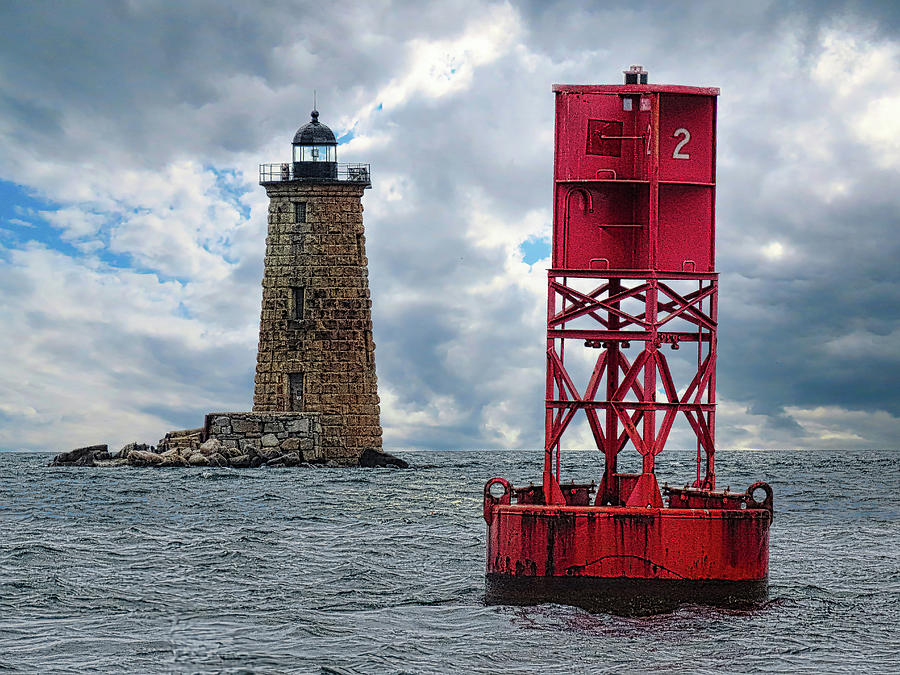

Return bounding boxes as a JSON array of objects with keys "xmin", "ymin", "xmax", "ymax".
[{"xmin": 204, "ymin": 412, "xmax": 322, "ymax": 461}]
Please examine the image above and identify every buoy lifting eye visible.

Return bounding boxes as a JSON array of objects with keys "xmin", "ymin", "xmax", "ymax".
[{"xmin": 489, "ymin": 481, "xmax": 508, "ymax": 499}]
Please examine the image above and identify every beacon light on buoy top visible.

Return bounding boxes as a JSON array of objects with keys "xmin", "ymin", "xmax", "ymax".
[{"xmin": 484, "ymin": 67, "xmax": 773, "ymax": 615}]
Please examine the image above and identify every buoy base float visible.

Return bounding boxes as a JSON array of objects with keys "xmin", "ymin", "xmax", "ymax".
[
  {"xmin": 485, "ymin": 576, "xmax": 768, "ymax": 616},
  {"xmin": 483, "ymin": 478, "xmax": 773, "ymax": 615}
]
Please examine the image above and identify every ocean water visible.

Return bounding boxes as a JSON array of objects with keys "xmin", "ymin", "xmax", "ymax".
[{"xmin": 0, "ymin": 449, "xmax": 897, "ymax": 674}]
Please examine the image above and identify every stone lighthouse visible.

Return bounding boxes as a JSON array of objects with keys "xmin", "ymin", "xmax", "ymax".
[{"xmin": 255, "ymin": 110, "xmax": 382, "ymax": 464}]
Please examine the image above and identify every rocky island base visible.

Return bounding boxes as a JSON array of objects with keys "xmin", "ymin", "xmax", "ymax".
[{"xmin": 48, "ymin": 411, "xmax": 407, "ymax": 469}]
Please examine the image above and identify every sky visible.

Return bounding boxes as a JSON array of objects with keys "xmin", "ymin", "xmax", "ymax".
[{"xmin": 1, "ymin": 0, "xmax": 900, "ymax": 453}]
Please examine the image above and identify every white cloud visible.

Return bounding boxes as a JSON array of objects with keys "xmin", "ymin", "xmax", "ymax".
[
  {"xmin": 0, "ymin": 158, "xmax": 263, "ymax": 450},
  {"xmin": 812, "ymin": 27, "xmax": 893, "ymax": 97},
  {"xmin": 380, "ymin": 386, "xmax": 467, "ymax": 447},
  {"xmin": 0, "ymin": 244, "xmax": 255, "ymax": 451},
  {"xmin": 857, "ymin": 94, "xmax": 900, "ymax": 167},
  {"xmin": 813, "ymin": 27, "xmax": 900, "ymax": 168},
  {"xmin": 40, "ymin": 207, "xmax": 105, "ymax": 241},
  {"xmin": 821, "ymin": 328, "xmax": 900, "ymax": 360},
  {"xmin": 375, "ymin": 2, "xmax": 521, "ymax": 109},
  {"xmin": 761, "ymin": 241, "xmax": 786, "ymax": 260},
  {"xmin": 5, "ymin": 218, "xmax": 33, "ymax": 228},
  {"xmin": 464, "ymin": 190, "xmax": 549, "ymax": 252},
  {"xmin": 785, "ymin": 405, "xmax": 900, "ymax": 447}
]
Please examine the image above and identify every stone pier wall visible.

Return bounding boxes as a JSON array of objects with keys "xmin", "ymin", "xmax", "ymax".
[{"xmin": 203, "ymin": 412, "xmax": 323, "ymax": 461}]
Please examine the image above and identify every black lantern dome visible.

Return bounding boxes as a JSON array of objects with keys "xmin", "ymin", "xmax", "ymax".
[{"xmin": 292, "ymin": 110, "xmax": 338, "ymax": 179}]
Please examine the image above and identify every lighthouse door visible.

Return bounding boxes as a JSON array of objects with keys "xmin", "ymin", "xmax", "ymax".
[{"xmin": 288, "ymin": 373, "xmax": 304, "ymax": 412}]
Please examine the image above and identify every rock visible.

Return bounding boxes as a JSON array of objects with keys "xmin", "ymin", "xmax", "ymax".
[
  {"xmin": 286, "ymin": 418, "xmax": 309, "ymax": 433},
  {"xmin": 282, "ymin": 452, "xmax": 301, "ymax": 467},
  {"xmin": 250, "ymin": 456, "xmax": 264, "ymax": 468},
  {"xmin": 210, "ymin": 453, "xmax": 229, "ymax": 467},
  {"xmin": 94, "ymin": 458, "xmax": 131, "ymax": 467},
  {"xmin": 160, "ymin": 457, "xmax": 188, "ymax": 467},
  {"xmin": 280, "ymin": 437, "xmax": 301, "ymax": 452},
  {"xmin": 199, "ymin": 438, "xmax": 224, "ymax": 457},
  {"xmin": 265, "ymin": 455, "xmax": 286, "ymax": 467},
  {"xmin": 128, "ymin": 449, "xmax": 164, "ymax": 465},
  {"xmin": 260, "ymin": 433, "xmax": 280, "ymax": 447},
  {"xmin": 257, "ymin": 445, "xmax": 281, "ymax": 461},
  {"xmin": 66, "ymin": 448, "xmax": 103, "ymax": 466},
  {"xmin": 230, "ymin": 454, "xmax": 251, "ymax": 468},
  {"xmin": 263, "ymin": 421, "xmax": 285, "ymax": 433},
  {"xmin": 224, "ymin": 445, "xmax": 243, "ymax": 459},
  {"xmin": 188, "ymin": 453, "xmax": 210, "ymax": 466},
  {"xmin": 115, "ymin": 442, "xmax": 149, "ymax": 459},
  {"xmin": 358, "ymin": 448, "xmax": 409, "ymax": 469},
  {"xmin": 50, "ymin": 444, "xmax": 108, "ymax": 467}
]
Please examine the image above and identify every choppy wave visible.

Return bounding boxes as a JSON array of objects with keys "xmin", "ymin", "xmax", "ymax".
[{"xmin": 1, "ymin": 449, "xmax": 898, "ymax": 673}]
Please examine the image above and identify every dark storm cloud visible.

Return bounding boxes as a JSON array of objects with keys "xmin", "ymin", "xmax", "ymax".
[
  {"xmin": 720, "ymin": 180, "xmax": 900, "ymax": 418},
  {"xmin": 517, "ymin": 0, "xmax": 900, "ymax": 47},
  {"xmin": 705, "ymin": 10, "xmax": 900, "ymax": 444},
  {"xmin": 0, "ymin": 0, "xmax": 465, "ymax": 166}
]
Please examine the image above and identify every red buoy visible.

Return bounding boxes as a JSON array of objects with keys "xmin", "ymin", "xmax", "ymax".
[{"xmin": 484, "ymin": 68, "xmax": 773, "ymax": 615}]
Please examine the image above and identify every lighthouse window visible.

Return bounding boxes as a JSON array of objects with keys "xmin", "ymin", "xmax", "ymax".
[
  {"xmin": 293, "ymin": 144, "xmax": 336, "ymax": 162},
  {"xmin": 290, "ymin": 286, "xmax": 305, "ymax": 320},
  {"xmin": 294, "ymin": 201, "xmax": 306, "ymax": 223}
]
